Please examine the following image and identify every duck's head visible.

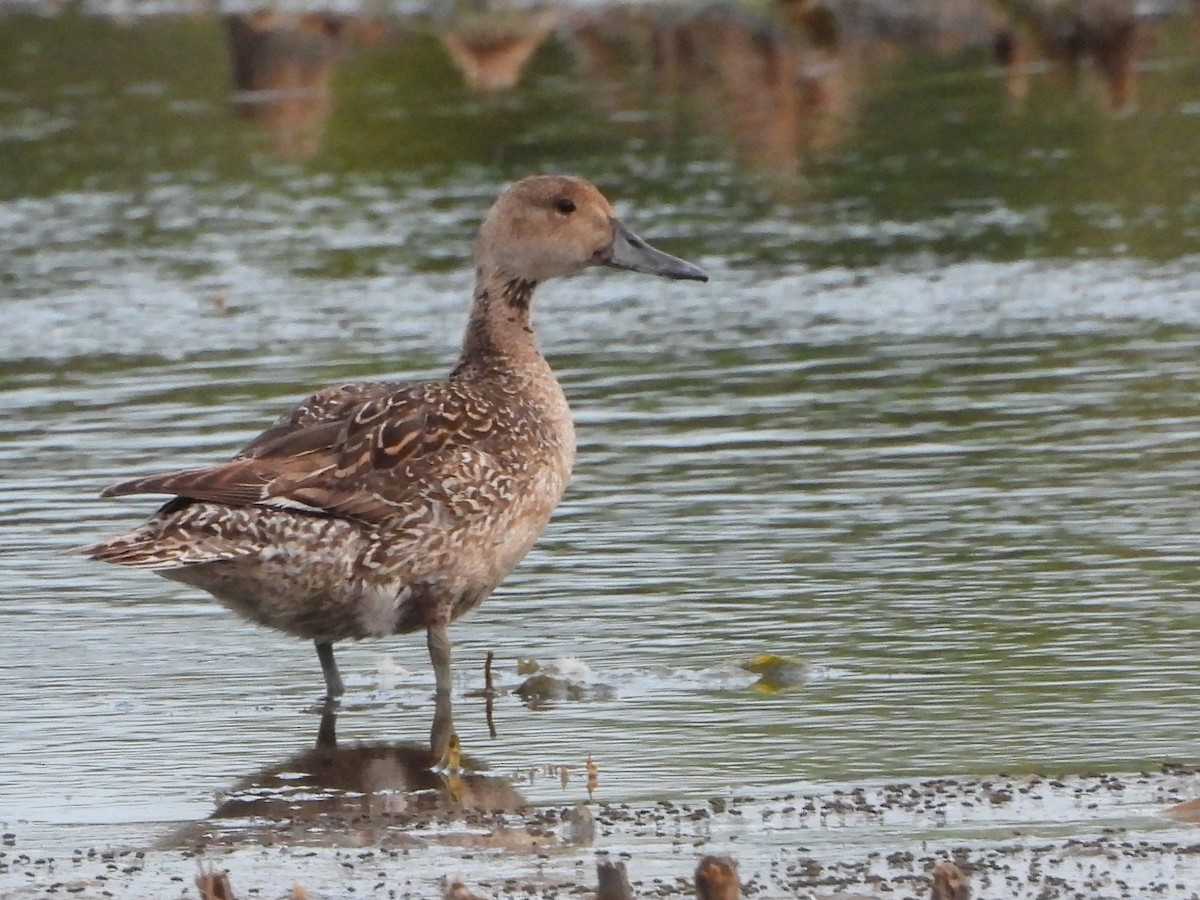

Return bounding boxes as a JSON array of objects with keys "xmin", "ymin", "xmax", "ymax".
[{"xmin": 477, "ymin": 175, "xmax": 708, "ymax": 284}]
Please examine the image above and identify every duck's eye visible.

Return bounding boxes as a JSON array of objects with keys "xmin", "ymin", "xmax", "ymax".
[{"xmin": 553, "ymin": 197, "xmax": 576, "ymax": 215}]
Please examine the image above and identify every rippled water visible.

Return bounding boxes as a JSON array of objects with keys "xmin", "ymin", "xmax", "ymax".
[{"xmin": 4, "ymin": 4, "xmax": 1200, "ymax": 855}]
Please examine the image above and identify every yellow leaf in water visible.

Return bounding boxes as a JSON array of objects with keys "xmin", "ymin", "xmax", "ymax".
[{"xmin": 740, "ymin": 653, "xmax": 808, "ymax": 691}]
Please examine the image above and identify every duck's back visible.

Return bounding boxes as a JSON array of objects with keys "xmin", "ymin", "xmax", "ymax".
[{"xmin": 87, "ymin": 360, "xmax": 574, "ymax": 640}]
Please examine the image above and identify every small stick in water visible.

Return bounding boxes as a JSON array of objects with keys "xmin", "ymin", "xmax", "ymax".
[{"xmin": 484, "ymin": 650, "xmax": 497, "ymax": 737}]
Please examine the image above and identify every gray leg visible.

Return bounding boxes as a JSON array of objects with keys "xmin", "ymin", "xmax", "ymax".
[
  {"xmin": 427, "ymin": 623, "xmax": 455, "ymax": 756},
  {"xmin": 431, "ymin": 692, "xmax": 454, "ymax": 761},
  {"xmin": 315, "ymin": 640, "xmax": 345, "ymax": 699},
  {"xmin": 427, "ymin": 623, "xmax": 453, "ymax": 697}
]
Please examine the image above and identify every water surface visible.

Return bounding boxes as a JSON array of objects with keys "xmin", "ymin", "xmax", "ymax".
[{"xmin": 3, "ymin": 3, "xmax": 1200, "ymax": 854}]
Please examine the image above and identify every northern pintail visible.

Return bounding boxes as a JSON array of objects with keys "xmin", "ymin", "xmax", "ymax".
[{"xmin": 85, "ymin": 175, "xmax": 707, "ymax": 747}]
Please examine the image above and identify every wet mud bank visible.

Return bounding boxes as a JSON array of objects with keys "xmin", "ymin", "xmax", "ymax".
[{"xmin": 6, "ymin": 765, "xmax": 1200, "ymax": 898}]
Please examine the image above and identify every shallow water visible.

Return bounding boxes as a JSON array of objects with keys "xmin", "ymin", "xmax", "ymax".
[{"xmin": 4, "ymin": 2, "xmax": 1200, "ymax": 859}]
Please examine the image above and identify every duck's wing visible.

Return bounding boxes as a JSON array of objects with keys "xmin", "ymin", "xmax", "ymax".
[
  {"xmin": 235, "ymin": 381, "xmax": 397, "ymax": 459},
  {"xmin": 101, "ymin": 382, "xmax": 490, "ymax": 525}
]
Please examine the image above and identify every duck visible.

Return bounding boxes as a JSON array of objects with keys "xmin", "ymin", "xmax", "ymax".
[{"xmin": 84, "ymin": 175, "xmax": 707, "ymax": 750}]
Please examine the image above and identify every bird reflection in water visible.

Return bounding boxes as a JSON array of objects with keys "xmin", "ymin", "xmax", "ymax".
[
  {"xmin": 438, "ymin": 0, "xmax": 558, "ymax": 91},
  {"xmin": 224, "ymin": 12, "xmax": 385, "ymax": 158},
  {"xmin": 169, "ymin": 701, "xmax": 525, "ymax": 851},
  {"xmin": 218, "ymin": 2, "xmax": 1184, "ymax": 171},
  {"xmin": 992, "ymin": 0, "xmax": 1151, "ymax": 111}
]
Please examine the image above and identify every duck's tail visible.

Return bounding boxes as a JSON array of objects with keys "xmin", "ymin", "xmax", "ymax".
[
  {"xmin": 81, "ymin": 527, "xmax": 252, "ymax": 569},
  {"xmin": 80, "ymin": 507, "xmax": 257, "ymax": 570}
]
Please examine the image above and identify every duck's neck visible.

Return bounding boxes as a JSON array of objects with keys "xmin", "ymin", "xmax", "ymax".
[{"xmin": 455, "ymin": 269, "xmax": 543, "ymax": 375}]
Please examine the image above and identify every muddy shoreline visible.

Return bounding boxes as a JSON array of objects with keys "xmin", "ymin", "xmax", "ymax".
[{"xmin": 6, "ymin": 765, "xmax": 1200, "ymax": 898}]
